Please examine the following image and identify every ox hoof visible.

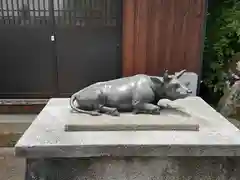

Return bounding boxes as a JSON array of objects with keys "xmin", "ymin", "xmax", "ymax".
[
  {"xmin": 151, "ymin": 108, "xmax": 160, "ymax": 115},
  {"xmin": 157, "ymin": 99, "xmax": 172, "ymax": 108},
  {"xmin": 132, "ymin": 109, "xmax": 140, "ymax": 114},
  {"xmin": 110, "ymin": 109, "xmax": 120, "ymax": 116},
  {"xmin": 91, "ymin": 111, "xmax": 102, "ymax": 116}
]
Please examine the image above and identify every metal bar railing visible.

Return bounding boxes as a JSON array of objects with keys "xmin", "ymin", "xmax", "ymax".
[
  {"xmin": 5, "ymin": 0, "xmax": 10, "ymax": 24},
  {"xmin": 0, "ymin": 0, "xmax": 4, "ymax": 21}
]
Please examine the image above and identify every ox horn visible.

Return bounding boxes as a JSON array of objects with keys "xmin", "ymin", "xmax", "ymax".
[{"xmin": 175, "ymin": 69, "xmax": 186, "ymax": 79}]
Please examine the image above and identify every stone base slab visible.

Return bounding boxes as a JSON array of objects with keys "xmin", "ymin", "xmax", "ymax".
[{"xmin": 65, "ymin": 112, "xmax": 199, "ymax": 131}]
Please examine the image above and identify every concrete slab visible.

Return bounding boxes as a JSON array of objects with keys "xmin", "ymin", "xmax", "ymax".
[
  {"xmin": 65, "ymin": 112, "xmax": 199, "ymax": 131},
  {"xmin": 15, "ymin": 97, "xmax": 240, "ymax": 158}
]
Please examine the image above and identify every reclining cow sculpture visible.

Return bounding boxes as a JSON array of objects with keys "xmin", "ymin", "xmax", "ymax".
[{"xmin": 70, "ymin": 69, "xmax": 192, "ymax": 116}]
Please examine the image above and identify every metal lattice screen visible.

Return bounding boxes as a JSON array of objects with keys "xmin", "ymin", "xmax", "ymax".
[
  {"xmin": 0, "ymin": 0, "xmax": 50, "ymax": 25},
  {"xmin": 54, "ymin": 0, "xmax": 117, "ymax": 26},
  {"xmin": 0, "ymin": 0, "xmax": 117, "ymax": 26}
]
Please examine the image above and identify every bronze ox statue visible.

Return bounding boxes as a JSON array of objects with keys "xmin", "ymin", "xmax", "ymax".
[{"xmin": 70, "ymin": 69, "xmax": 192, "ymax": 116}]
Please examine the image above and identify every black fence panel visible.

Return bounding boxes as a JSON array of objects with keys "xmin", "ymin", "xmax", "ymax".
[
  {"xmin": 0, "ymin": 0, "xmax": 57, "ymax": 98},
  {"xmin": 53, "ymin": 0, "xmax": 122, "ymax": 95},
  {"xmin": 0, "ymin": 0, "xmax": 122, "ymax": 98}
]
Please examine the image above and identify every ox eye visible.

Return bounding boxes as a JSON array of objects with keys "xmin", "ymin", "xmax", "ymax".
[{"xmin": 174, "ymin": 83, "xmax": 180, "ymax": 88}]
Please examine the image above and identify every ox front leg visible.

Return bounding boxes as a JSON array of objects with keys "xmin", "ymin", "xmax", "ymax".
[
  {"xmin": 132, "ymin": 86, "xmax": 160, "ymax": 115},
  {"xmin": 157, "ymin": 99, "xmax": 173, "ymax": 108},
  {"xmin": 132, "ymin": 100, "xmax": 160, "ymax": 115}
]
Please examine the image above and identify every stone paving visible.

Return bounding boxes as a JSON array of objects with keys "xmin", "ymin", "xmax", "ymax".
[
  {"xmin": 0, "ymin": 148, "xmax": 25, "ymax": 180},
  {"xmin": 0, "ymin": 114, "xmax": 35, "ymax": 180}
]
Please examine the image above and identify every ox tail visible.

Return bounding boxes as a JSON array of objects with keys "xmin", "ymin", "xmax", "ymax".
[{"xmin": 70, "ymin": 93, "xmax": 101, "ymax": 116}]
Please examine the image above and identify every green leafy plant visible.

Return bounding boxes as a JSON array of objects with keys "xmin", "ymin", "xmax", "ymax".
[{"xmin": 202, "ymin": 0, "xmax": 240, "ymax": 103}]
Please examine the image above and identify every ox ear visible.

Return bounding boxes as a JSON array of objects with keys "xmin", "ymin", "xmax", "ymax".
[
  {"xmin": 150, "ymin": 76, "xmax": 163, "ymax": 85},
  {"xmin": 163, "ymin": 70, "xmax": 168, "ymax": 78},
  {"xmin": 175, "ymin": 69, "xmax": 186, "ymax": 79}
]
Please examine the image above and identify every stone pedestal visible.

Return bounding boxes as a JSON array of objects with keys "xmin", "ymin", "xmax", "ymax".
[
  {"xmin": 15, "ymin": 97, "xmax": 240, "ymax": 179},
  {"xmin": 25, "ymin": 157, "xmax": 240, "ymax": 179}
]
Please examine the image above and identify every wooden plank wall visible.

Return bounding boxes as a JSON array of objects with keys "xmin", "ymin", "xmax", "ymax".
[{"xmin": 122, "ymin": 0, "xmax": 207, "ymax": 76}]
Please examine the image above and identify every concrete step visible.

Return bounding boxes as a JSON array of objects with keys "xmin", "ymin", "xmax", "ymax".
[
  {"xmin": 0, "ymin": 114, "xmax": 36, "ymax": 133},
  {"xmin": 0, "ymin": 99, "xmax": 47, "ymax": 114},
  {"xmin": 0, "ymin": 99, "xmax": 48, "ymax": 105},
  {"xmin": 0, "ymin": 104, "xmax": 45, "ymax": 114},
  {"xmin": 0, "ymin": 114, "xmax": 36, "ymax": 147},
  {"xmin": 0, "ymin": 133, "xmax": 23, "ymax": 147}
]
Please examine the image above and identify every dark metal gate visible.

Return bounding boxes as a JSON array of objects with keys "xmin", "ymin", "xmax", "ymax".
[{"xmin": 0, "ymin": 0, "xmax": 121, "ymax": 98}]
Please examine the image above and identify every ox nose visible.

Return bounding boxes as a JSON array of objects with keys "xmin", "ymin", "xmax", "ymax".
[{"xmin": 187, "ymin": 89, "xmax": 192, "ymax": 94}]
